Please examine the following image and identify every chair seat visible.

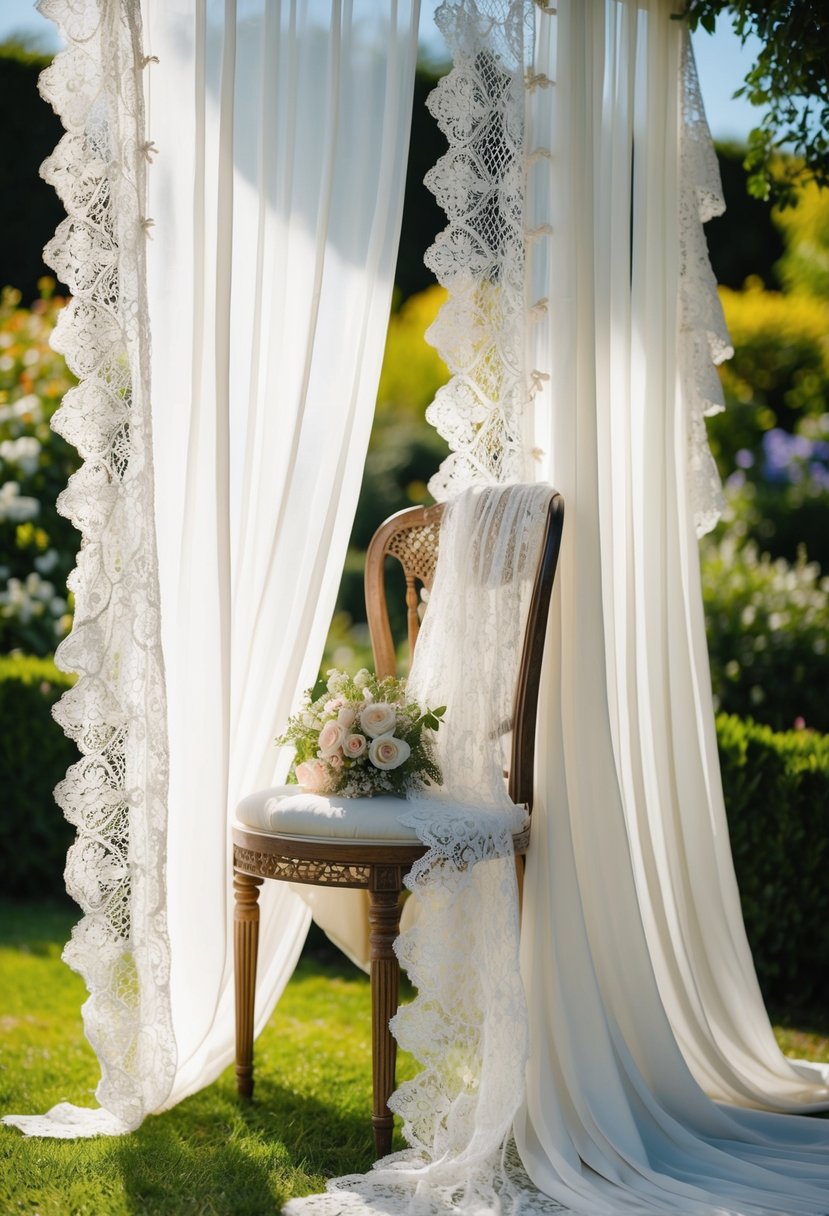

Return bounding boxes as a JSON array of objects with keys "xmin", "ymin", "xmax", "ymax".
[
  {"xmin": 236, "ymin": 784, "xmax": 428, "ymax": 844},
  {"xmin": 235, "ymin": 784, "xmax": 530, "ymax": 846}
]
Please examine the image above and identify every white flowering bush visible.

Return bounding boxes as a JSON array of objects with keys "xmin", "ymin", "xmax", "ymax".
[
  {"xmin": 701, "ymin": 533, "xmax": 829, "ymax": 732},
  {"xmin": 277, "ymin": 668, "xmax": 444, "ymax": 797},
  {"xmin": 0, "ymin": 284, "xmax": 78, "ymax": 652}
]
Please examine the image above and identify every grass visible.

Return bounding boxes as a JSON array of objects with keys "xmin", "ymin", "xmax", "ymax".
[
  {"xmin": 1, "ymin": 902, "xmax": 828, "ymax": 1216},
  {"xmin": 0, "ymin": 902, "xmax": 417, "ymax": 1215}
]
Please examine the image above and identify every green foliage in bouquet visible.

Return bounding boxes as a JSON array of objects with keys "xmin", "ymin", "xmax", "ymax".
[{"xmin": 277, "ymin": 668, "xmax": 445, "ymax": 798}]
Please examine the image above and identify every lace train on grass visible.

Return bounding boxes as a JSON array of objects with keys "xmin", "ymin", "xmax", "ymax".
[{"xmin": 287, "ymin": 484, "xmax": 553, "ymax": 1216}]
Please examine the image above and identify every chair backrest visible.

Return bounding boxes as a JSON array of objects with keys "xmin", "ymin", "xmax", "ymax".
[{"xmin": 364, "ymin": 489, "xmax": 564, "ymax": 813}]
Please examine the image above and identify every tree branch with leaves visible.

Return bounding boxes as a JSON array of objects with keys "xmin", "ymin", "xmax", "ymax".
[{"xmin": 680, "ymin": 2, "xmax": 829, "ymax": 206}]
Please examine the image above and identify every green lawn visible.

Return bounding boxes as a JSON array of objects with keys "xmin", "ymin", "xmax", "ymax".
[
  {"xmin": 1, "ymin": 901, "xmax": 827, "ymax": 1215},
  {"xmin": 0, "ymin": 902, "xmax": 417, "ymax": 1215}
]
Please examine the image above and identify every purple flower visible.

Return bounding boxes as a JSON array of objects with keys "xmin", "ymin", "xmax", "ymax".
[{"xmin": 762, "ymin": 428, "xmax": 829, "ymax": 490}]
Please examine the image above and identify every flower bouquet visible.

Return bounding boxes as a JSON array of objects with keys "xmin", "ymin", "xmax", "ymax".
[{"xmin": 276, "ymin": 668, "xmax": 445, "ymax": 798}]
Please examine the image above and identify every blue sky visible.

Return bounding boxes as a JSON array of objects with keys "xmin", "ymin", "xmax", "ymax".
[{"xmin": 2, "ymin": 0, "xmax": 763, "ymax": 143}]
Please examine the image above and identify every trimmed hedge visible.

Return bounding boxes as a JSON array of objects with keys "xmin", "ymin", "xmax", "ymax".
[
  {"xmin": 0, "ymin": 654, "xmax": 76, "ymax": 899},
  {"xmin": 717, "ymin": 713, "xmax": 829, "ymax": 1008},
  {"xmin": 1, "ymin": 659, "xmax": 827, "ymax": 1010}
]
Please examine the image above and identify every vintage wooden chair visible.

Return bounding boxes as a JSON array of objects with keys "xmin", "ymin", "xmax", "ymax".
[{"xmin": 231, "ymin": 489, "xmax": 564, "ymax": 1157}]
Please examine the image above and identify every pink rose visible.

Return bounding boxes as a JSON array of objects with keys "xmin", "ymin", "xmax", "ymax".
[
  {"xmin": 295, "ymin": 758, "xmax": 332, "ymax": 793},
  {"xmin": 318, "ymin": 719, "xmax": 346, "ymax": 757},
  {"xmin": 368, "ymin": 734, "xmax": 410, "ymax": 771},
  {"xmin": 360, "ymin": 702, "xmax": 397, "ymax": 739},
  {"xmin": 344, "ymin": 733, "xmax": 367, "ymax": 758}
]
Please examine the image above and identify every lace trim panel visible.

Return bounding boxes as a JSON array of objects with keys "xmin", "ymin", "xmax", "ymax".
[
  {"xmin": 678, "ymin": 36, "xmax": 734, "ymax": 537},
  {"xmin": 424, "ymin": 1, "xmax": 535, "ymax": 501},
  {"xmin": 10, "ymin": 0, "xmax": 176, "ymax": 1131}
]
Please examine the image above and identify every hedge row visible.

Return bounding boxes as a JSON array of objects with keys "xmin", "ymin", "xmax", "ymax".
[
  {"xmin": 1, "ymin": 662, "xmax": 827, "ymax": 1007},
  {"xmin": 716, "ymin": 713, "xmax": 829, "ymax": 1008},
  {"xmin": 0, "ymin": 654, "xmax": 76, "ymax": 900}
]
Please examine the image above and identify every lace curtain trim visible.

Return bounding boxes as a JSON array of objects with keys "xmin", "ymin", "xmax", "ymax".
[
  {"xmin": 4, "ymin": 0, "xmax": 175, "ymax": 1135},
  {"xmin": 423, "ymin": 0, "xmax": 535, "ymax": 501},
  {"xmin": 678, "ymin": 35, "xmax": 733, "ymax": 537}
]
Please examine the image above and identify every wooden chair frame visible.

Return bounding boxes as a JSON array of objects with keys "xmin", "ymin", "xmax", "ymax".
[{"xmin": 232, "ymin": 490, "xmax": 564, "ymax": 1157}]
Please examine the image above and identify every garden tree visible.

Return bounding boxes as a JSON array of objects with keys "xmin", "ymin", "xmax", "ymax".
[
  {"xmin": 774, "ymin": 178, "xmax": 829, "ymax": 298},
  {"xmin": 393, "ymin": 68, "xmax": 448, "ymax": 302},
  {"xmin": 706, "ymin": 176, "xmax": 829, "ymax": 573},
  {"xmin": 0, "ymin": 42, "xmax": 65, "ymax": 299},
  {"xmin": 704, "ymin": 143, "xmax": 783, "ymax": 289},
  {"xmin": 682, "ymin": 1, "xmax": 829, "ymax": 205}
]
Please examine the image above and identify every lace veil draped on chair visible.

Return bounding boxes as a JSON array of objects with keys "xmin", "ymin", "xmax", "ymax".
[{"xmin": 288, "ymin": 483, "xmax": 557, "ymax": 1216}]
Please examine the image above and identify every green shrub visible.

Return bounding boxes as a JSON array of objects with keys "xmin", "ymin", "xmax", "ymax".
[
  {"xmin": 0, "ymin": 286, "xmax": 80, "ymax": 654},
  {"xmin": 717, "ymin": 713, "xmax": 829, "ymax": 1008},
  {"xmin": 0, "ymin": 654, "xmax": 77, "ymax": 899},
  {"xmin": 711, "ymin": 283, "xmax": 829, "ymax": 477},
  {"xmin": 702, "ymin": 533, "xmax": 829, "ymax": 732},
  {"xmin": 713, "ymin": 473, "xmax": 829, "ymax": 575}
]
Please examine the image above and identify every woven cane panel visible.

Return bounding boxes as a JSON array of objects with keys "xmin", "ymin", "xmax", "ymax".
[
  {"xmin": 234, "ymin": 847, "xmax": 371, "ymax": 889},
  {"xmin": 386, "ymin": 524, "xmax": 440, "ymax": 588}
]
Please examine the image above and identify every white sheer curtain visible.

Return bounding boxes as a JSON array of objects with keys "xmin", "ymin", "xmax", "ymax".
[
  {"xmin": 525, "ymin": 0, "xmax": 829, "ymax": 1116},
  {"xmin": 6, "ymin": 0, "xmax": 420, "ymax": 1135},
  {"xmin": 514, "ymin": 0, "xmax": 829, "ymax": 1211},
  {"xmin": 143, "ymin": 0, "xmax": 420, "ymax": 1107}
]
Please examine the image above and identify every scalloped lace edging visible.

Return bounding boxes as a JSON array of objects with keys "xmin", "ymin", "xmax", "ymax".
[
  {"xmin": 3, "ymin": 0, "xmax": 176, "ymax": 1136},
  {"xmin": 423, "ymin": 0, "xmax": 535, "ymax": 501},
  {"xmin": 678, "ymin": 36, "xmax": 733, "ymax": 538}
]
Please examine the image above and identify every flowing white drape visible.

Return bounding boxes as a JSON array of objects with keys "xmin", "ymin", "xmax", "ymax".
[
  {"xmin": 525, "ymin": 0, "xmax": 829, "ymax": 1116},
  {"xmin": 143, "ymin": 0, "xmax": 421, "ymax": 1108},
  {"xmin": 515, "ymin": 1, "xmax": 829, "ymax": 1212},
  {"xmin": 6, "ymin": 0, "xmax": 420, "ymax": 1135}
]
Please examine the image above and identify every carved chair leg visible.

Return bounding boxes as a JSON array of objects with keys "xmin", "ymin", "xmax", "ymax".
[
  {"xmin": 368, "ymin": 881, "xmax": 403, "ymax": 1159},
  {"xmin": 234, "ymin": 870, "xmax": 264, "ymax": 1099}
]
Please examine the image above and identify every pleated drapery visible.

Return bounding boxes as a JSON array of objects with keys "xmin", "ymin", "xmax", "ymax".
[
  {"xmin": 145, "ymin": 0, "xmax": 422, "ymax": 1109},
  {"xmin": 514, "ymin": 1, "xmax": 829, "ymax": 1211}
]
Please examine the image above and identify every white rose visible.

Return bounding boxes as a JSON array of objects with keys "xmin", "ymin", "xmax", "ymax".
[
  {"xmin": 317, "ymin": 719, "xmax": 346, "ymax": 757},
  {"xmin": 368, "ymin": 734, "xmax": 410, "ymax": 771},
  {"xmin": 360, "ymin": 702, "xmax": 397, "ymax": 738},
  {"xmin": 295, "ymin": 758, "xmax": 333, "ymax": 793},
  {"xmin": 337, "ymin": 706, "xmax": 356, "ymax": 729}
]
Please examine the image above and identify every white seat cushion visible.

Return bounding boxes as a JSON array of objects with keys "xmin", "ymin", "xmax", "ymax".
[{"xmin": 234, "ymin": 784, "xmax": 424, "ymax": 843}]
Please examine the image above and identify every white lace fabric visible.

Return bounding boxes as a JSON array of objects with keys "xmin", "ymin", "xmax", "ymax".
[
  {"xmin": 288, "ymin": 483, "xmax": 552, "ymax": 1216},
  {"xmin": 4, "ymin": 0, "xmax": 175, "ymax": 1136},
  {"xmin": 423, "ymin": 0, "xmax": 534, "ymax": 501},
  {"xmin": 678, "ymin": 36, "xmax": 733, "ymax": 537}
]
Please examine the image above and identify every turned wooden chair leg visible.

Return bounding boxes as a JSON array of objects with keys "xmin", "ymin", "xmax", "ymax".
[
  {"xmin": 368, "ymin": 879, "xmax": 403, "ymax": 1159},
  {"xmin": 234, "ymin": 869, "xmax": 264, "ymax": 1099}
]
